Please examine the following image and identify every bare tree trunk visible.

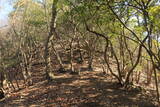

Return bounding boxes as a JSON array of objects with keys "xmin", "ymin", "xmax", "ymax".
[
  {"xmin": 153, "ymin": 66, "xmax": 160, "ymax": 102},
  {"xmin": 87, "ymin": 37, "xmax": 98, "ymax": 71},
  {"xmin": 51, "ymin": 41, "xmax": 64, "ymax": 69},
  {"xmin": 146, "ymin": 60, "xmax": 153, "ymax": 85},
  {"xmin": 77, "ymin": 37, "xmax": 83, "ymax": 63},
  {"xmin": 44, "ymin": 0, "xmax": 59, "ymax": 81},
  {"xmin": 20, "ymin": 50, "xmax": 32, "ymax": 86},
  {"xmin": 70, "ymin": 38, "xmax": 74, "ymax": 72},
  {"xmin": 88, "ymin": 49, "xmax": 93, "ymax": 71}
]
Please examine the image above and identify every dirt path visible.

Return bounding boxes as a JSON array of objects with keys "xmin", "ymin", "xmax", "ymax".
[{"xmin": 0, "ymin": 65, "xmax": 159, "ymax": 107}]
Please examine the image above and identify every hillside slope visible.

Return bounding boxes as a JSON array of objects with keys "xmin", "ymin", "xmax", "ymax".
[{"xmin": 0, "ymin": 64, "xmax": 159, "ymax": 107}]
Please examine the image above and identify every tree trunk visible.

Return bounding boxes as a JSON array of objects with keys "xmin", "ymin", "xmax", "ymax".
[
  {"xmin": 153, "ymin": 67, "xmax": 160, "ymax": 102},
  {"xmin": 70, "ymin": 38, "xmax": 74, "ymax": 72},
  {"xmin": 77, "ymin": 37, "xmax": 83, "ymax": 63},
  {"xmin": 44, "ymin": 0, "xmax": 59, "ymax": 81},
  {"xmin": 51, "ymin": 41, "xmax": 64, "ymax": 69}
]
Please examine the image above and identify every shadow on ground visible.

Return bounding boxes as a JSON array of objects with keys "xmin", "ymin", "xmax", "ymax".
[{"xmin": 0, "ymin": 68, "xmax": 158, "ymax": 107}]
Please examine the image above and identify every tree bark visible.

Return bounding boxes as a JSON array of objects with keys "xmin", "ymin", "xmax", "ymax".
[{"xmin": 44, "ymin": 0, "xmax": 59, "ymax": 81}]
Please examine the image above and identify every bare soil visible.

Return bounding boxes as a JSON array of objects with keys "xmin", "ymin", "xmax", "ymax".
[{"xmin": 0, "ymin": 63, "xmax": 159, "ymax": 107}]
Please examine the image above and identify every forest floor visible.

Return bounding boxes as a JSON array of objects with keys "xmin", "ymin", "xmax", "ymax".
[{"xmin": 0, "ymin": 63, "xmax": 159, "ymax": 107}]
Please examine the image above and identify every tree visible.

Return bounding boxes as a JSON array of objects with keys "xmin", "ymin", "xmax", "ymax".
[{"xmin": 44, "ymin": 0, "xmax": 59, "ymax": 81}]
